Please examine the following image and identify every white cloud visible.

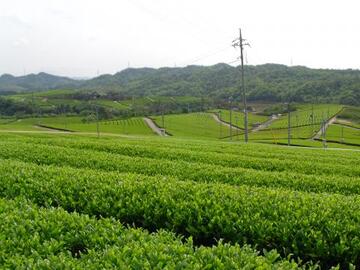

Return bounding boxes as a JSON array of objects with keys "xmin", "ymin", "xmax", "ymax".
[{"xmin": 13, "ymin": 37, "xmax": 30, "ymax": 47}]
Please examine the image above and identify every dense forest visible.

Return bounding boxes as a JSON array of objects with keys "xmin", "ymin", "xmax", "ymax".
[{"xmin": 0, "ymin": 64, "xmax": 359, "ymax": 105}]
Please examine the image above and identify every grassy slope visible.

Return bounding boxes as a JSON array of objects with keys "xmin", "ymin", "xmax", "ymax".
[
  {"xmin": 336, "ymin": 106, "xmax": 360, "ymax": 128},
  {"xmin": 0, "ymin": 102, "xmax": 358, "ymax": 146},
  {"xmin": 6, "ymin": 91, "xmax": 204, "ymax": 113},
  {"xmin": 153, "ymin": 112, "xmax": 237, "ymax": 139},
  {"xmin": 247, "ymin": 125, "xmax": 316, "ymax": 141},
  {"xmin": 269, "ymin": 104, "xmax": 343, "ymax": 129},
  {"xmin": 41, "ymin": 116, "xmax": 154, "ymax": 135},
  {"xmin": 259, "ymin": 138, "xmax": 360, "ymax": 150},
  {"xmin": 244, "ymin": 104, "xmax": 343, "ymax": 141},
  {"xmin": 326, "ymin": 124, "xmax": 360, "ymax": 145},
  {"xmin": 209, "ymin": 109, "xmax": 269, "ymax": 129},
  {"xmin": 0, "ymin": 116, "xmax": 154, "ymax": 135}
]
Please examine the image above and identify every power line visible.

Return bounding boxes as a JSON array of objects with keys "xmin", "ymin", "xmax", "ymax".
[
  {"xmin": 125, "ymin": 0, "xmax": 237, "ymax": 68},
  {"xmin": 226, "ymin": 59, "xmax": 240, "ymax": 65},
  {"xmin": 287, "ymin": 102, "xmax": 291, "ymax": 146},
  {"xmin": 178, "ymin": 46, "xmax": 233, "ymax": 66}
]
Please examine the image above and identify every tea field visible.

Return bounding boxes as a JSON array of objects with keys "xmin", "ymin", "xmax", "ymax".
[
  {"xmin": 0, "ymin": 116, "xmax": 155, "ymax": 136},
  {"xmin": 0, "ymin": 132, "xmax": 360, "ymax": 268}
]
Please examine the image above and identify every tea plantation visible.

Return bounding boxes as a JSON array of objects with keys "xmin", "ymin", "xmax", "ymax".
[{"xmin": 1, "ymin": 133, "xmax": 360, "ymax": 268}]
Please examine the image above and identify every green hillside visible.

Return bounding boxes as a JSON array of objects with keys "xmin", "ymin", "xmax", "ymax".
[
  {"xmin": 1, "ymin": 64, "xmax": 360, "ymax": 105},
  {"xmin": 209, "ymin": 109, "xmax": 269, "ymax": 129},
  {"xmin": 268, "ymin": 104, "xmax": 343, "ymax": 129},
  {"xmin": 0, "ymin": 116, "xmax": 154, "ymax": 136},
  {"xmin": 152, "ymin": 112, "xmax": 238, "ymax": 139}
]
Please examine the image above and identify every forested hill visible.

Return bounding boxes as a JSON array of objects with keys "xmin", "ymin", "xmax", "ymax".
[
  {"xmin": 0, "ymin": 72, "xmax": 80, "ymax": 92},
  {"xmin": 1, "ymin": 64, "xmax": 359, "ymax": 105}
]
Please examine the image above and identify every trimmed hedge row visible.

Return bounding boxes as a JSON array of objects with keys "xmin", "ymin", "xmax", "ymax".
[
  {"xmin": 0, "ymin": 198, "xmax": 305, "ymax": 269},
  {"xmin": 0, "ymin": 159, "xmax": 359, "ymax": 268},
  {"xmin": 0, "ymin": 141, "xmax": 360, "ymax": 195}
]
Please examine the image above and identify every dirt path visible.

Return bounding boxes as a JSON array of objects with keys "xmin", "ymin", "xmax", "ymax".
[
  {"xmin": 212, "ymin": 113, "xmax": 243, "ymax": 131},
  {"xmin": 313, "ymin": 116, "xmax": 337, "ymax": 139},
  {"xmin": 252, "ymin": 115, "xmax": 279, "ymax": 132},
  {"xmin": 143, "ymin": 117, "xmax": 168, "ymax": 136}
]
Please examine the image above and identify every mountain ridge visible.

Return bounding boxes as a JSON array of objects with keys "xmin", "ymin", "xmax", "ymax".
[{"xmin": 0, "ymin": 63, "xmax": 359, "ymax": 105}]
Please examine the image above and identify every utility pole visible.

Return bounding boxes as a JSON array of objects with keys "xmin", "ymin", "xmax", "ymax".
[
  {"xmin": 63, "ymin": 107, "xmax": 67, "ymax": 130},
  {"xmin": 96, "ymin": 104, "xmax": 100, "ymax": 138},
  {"xmin": 132, "ymin": 96, "xmax": 136, "ymax": 117},
  {"xmin": 311, "ymin": 104, "xmax": 314, "ymax": 125},
  {"xmin": 94, "ymin": 94, "xmax": 100, "ymax": 138},
  {"xmin": 161, "ymin": 104, "xmax": 165, "ymax": 129},
  {"xmin": 311, "ymin": 103, "xmax": 314, "ymax": 133},
  {"xmin": 31, "ymin": 92, "xmax": 35, "ymax": 123},
  {"xmin": 233, "ymin": 28, "xmax": 250, "ymax": 143},
  {"xmin": 296, "ymin": 114, "xmax": 299, "ymax": 127},
  {"xmin": 235, "ymin": 115, "xmax": 239, "ymax": 140},
  {"xmin": 287, "ymin": 103, "xmax": 291, "ymax": 146},
  {"xmin": 218, "ymin": 110, "xmax": 222, "ymax": 138},
  {"xmin": 229, "ymin": 97, "xmax": 233, "ymax": 140},
  {"xmin": 322, "ymin": 119, "xmax": 327, "ymax": 149}
]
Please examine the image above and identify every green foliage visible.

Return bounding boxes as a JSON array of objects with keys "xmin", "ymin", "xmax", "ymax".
[
  {"xmin": 337, "ymin": 107, "xmax": 360, "ymax": 126},
  {"xmin": 0, "ymin": 198, "xmax": 303, "ymax": 269},
  {"xmin": 2, "ymin": 64, "xmax": 360, "ymax": 106},
  {"xmin": 209, "ymin": 109, "xmax": 269, "ymax": 129},
  {"xmin": 268, "ymin": 104, "xmax": 342, "ymax": 129},
  {"xmin": 326, "ymin": 125, "xmax": 360, "ymax": 145},
  {"xmin": 0, "ymin": 116, "xmax": 154, "ymax": 135},
  {"xmin": 152, "ymin": 112, "xmax": 233, "ymax": 139},
  {"xmin": 1, "ymin": 133, "xmax": 360, "ymax": 268},
  {"xmin": 0, "ymin": 72, "xmax": 79, "ymax": 92},
  {"xmin": 262, "ymin": 104, "xmax": 296, "ymax": 116},
  {"xmin": 0, "ymin": 96, "xmax": 33, "ymax": 116},
  {"xmin": 81, "ymin": 64, "xmax": 360, "ymax": 106}
]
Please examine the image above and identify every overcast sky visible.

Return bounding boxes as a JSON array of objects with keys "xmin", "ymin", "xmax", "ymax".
[{"xmin": 0, "ymin": 0, "xmax": 359, "ymax": 77}]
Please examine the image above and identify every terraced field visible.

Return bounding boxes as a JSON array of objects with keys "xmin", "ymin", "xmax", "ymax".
[
  {"xmin": 336, "ymin": 106, "xmax": 360, "ymax": 129},
  {"xmin": 230, "ymin": 104, "xmax": 347, "ymax": 144},
  {"xmin": 208, "ymin": 109, "xmax": 269, "ymax": 129},
  {"xmin": 0, "ymin": 118, "xmax": 44, "ymax": 131},
  {"xmin": 269, "ymin": 104, "xmax": 343, "ymax": 129},
  {"xmin": 1, "ymin": 132, "xmax": 360, "ymax": 268},
  {"xmin": 152, "ymin": 112, "xmax": 238, "ymax": 139},
  {"xmin": 248, "ymin": 125, "xmax": 316, "ymax": 141},
  {"xmin": 326, "ymin": 124, "xmax": 360, "ymax": 145},
  {"xmin": 40, "ymin": 116, "xmax": 154, "ymax": 135},
  {"xmin": 0, "ymin": 116, "xmax": 154, "ymax": 135}
]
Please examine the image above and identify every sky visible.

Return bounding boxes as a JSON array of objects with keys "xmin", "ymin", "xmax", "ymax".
[{"xmin": 0, "ymin": 0, "xmax": 359, "ymax": 77}]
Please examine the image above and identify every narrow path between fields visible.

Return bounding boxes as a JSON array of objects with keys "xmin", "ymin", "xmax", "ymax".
[
  {"xmin": 313, "ymin": 116, "xmax": 337, "ymax": 139},
  {"xmin": 212, "ymin": 113, "xmax": 243, "ymax": 131},
  {"xmin": 34, "ymin": 124, "xmax": 73, "ymax": 132},
  {"xmin": 252, "ymin": 115, "xmax": 279, "ymax": 132},
  {"xmin": 143, "ymin": 117, "xmax": 168, "ymax": 136}
]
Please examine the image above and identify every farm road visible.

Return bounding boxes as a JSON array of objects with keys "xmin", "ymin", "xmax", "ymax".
[
  {"xmin": 143, "ymin": 117, "xmax": 168, "ymax": 136},
  {"xmin": 313, "ymin": 116, "xmax": 337, "ymax": 139},
  {"xmin": 212, "ymin": 113, "xmax": 243, "ymax": 131}
]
